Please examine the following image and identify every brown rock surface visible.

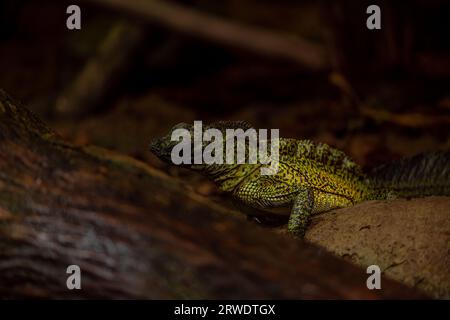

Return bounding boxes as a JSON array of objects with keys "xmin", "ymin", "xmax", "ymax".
[{"xmin": 306, "ymin": 197, "xmax": 450, "ymax": 298}]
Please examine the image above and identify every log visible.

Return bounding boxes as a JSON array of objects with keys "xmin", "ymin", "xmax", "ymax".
[{"xmin": 0, "ymin": 90, "xmax": 424, "ymax": 299}]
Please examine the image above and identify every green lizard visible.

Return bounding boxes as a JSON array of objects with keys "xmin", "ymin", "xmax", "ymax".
[{"xmin": 150, "ymin": 121, "xmax": 450, "ymax": 237}]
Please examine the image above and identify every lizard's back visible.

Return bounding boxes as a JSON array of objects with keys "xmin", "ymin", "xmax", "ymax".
[
  {"xmin": 232, "ymin": 138, "xmax": 370, "ymax": 214},
  {"xmin": 278, "ymin": 138, "xmax": 367, "ymax": 199}
]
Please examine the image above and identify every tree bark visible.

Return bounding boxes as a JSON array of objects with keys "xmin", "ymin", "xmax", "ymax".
[{"xmin": 0, "ymin": 90, "xmax": 425, "ymax": 299}]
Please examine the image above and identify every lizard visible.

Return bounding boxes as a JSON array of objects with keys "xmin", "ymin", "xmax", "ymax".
[{"xmin": 150, "ymin": 121, "xmax": 450, "ymax": 237}]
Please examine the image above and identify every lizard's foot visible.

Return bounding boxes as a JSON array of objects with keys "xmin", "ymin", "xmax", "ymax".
[
  {"xmin": 287, "ymin": 213, "xmax": 308, "ymax": 238},
  {"xmin": 287, "ymin": 188, "xmax": 314, "ymax": 238}
]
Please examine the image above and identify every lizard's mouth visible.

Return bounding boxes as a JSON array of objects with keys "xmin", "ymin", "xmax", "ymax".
[
  {"xmin": 149, "ymin": 138, "xmax": 172, "ymax": 162},
  {"xmin": 149, "ymin": 138, "xmax": 161, "ymax": 154}
]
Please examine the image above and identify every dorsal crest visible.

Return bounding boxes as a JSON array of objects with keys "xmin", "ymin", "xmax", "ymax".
[{"xmin": 279, "ymin": 139, "xmax": 364, "ymax": 178}]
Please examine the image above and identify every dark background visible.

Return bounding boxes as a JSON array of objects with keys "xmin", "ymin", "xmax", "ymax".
[{"xmin": 1, "ymin": 0, "xmax": 449, "ymax": 196}]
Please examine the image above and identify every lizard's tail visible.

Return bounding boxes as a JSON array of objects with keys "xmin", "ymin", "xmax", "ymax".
[{"xmin": 368, "ymin": 150, "xmax": 450, "ymax": 199}]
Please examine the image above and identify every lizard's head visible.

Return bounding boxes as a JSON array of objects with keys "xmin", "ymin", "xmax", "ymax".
[
  {"xmin": 150, "ymin": 120, "xmax": 254, "ymax": 168},
  {"xmin": 150, "ymin": 122, "xmax": 195, "ymax": 164}
]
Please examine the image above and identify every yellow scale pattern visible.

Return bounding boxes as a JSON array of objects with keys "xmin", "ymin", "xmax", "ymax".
[{"xmin": 206, "ymin": 139, "xmax": 371, "ymax": 214}]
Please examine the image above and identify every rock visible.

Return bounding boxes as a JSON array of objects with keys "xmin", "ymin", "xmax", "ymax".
[{"xmin": 306, "ymin": 197, "xmax": 450, "ymax": 298}]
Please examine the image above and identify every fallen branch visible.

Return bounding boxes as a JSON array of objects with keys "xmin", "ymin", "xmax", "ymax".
[{"xmin": 360, "ymin": 106, "xmax": 450, "ymax": 128}]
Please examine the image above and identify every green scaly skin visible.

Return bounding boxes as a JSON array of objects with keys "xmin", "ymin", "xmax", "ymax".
[{"xmin": 150, "ymin": 121, "xmax": 449, "ymax": 237}]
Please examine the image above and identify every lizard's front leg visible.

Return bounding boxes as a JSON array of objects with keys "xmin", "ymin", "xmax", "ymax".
[{"xmin": 288, "ymin": 188, "xmax": 314, "ymax": 238}]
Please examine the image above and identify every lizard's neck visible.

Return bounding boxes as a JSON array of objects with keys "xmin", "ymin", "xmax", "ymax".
[{"xmin": 191, "ymin": 163, "xmax": 262, "ymax": 193}]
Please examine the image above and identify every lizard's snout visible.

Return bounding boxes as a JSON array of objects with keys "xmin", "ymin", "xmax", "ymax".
[
  {"xmin": 149, "ymin": 137, "xmax": 174, "ymax": 163},
  {"xmin": 149, "ymin": 138, "xmax": 162, "ymax": 154}
]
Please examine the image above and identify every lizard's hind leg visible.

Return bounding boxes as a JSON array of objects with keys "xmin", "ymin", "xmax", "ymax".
[{"xmin": 288, "ymin": 188, "xmax": 314, "ymax": 238}]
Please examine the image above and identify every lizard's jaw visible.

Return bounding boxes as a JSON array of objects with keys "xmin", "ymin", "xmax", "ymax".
[
  {"xmin": 149, "ymin": 138, "xmax": 172, "ymax": 163},
  {"xmin": 149, "ymin": 138, "xmax": 161, "ymax": 154}
]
